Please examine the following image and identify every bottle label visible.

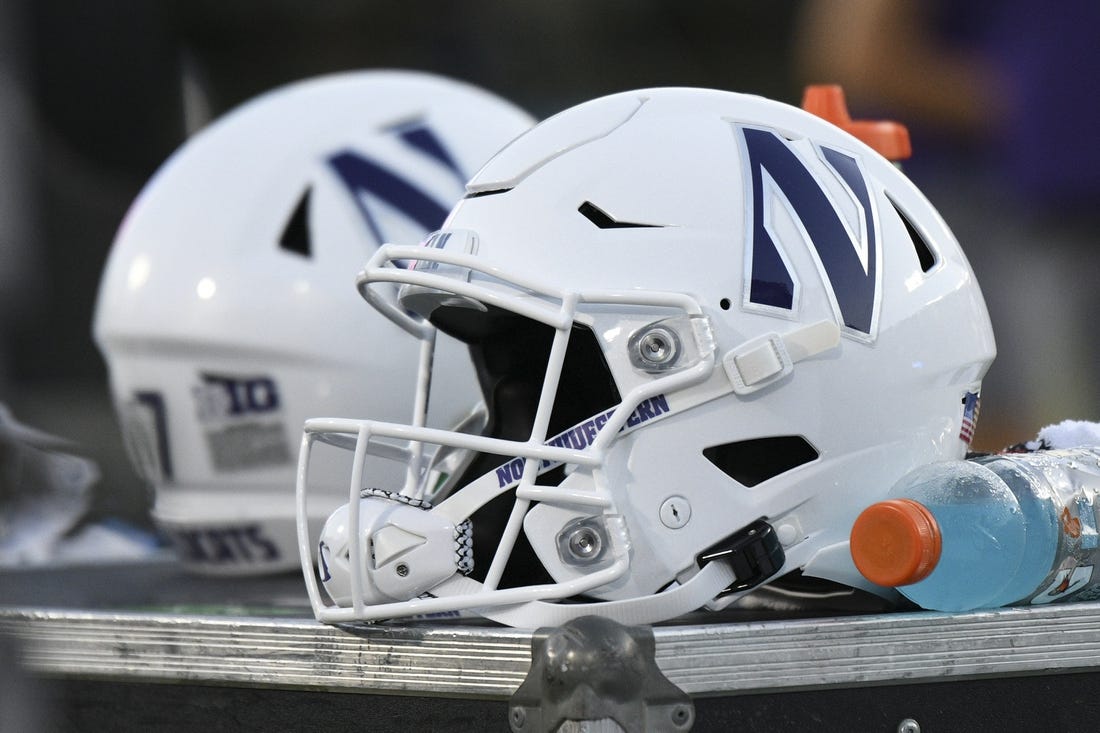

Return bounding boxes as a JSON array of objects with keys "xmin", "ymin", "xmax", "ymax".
[
  {"xmin": 1030, "ymin": 564, "xmax": 1095, "ymax": 604},
  {"xmin": 1022, "ymin": 452, "xmax": 1100, "ymax": 605}
]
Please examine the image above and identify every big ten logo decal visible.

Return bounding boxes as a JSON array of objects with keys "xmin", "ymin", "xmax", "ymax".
[
  {"xmin": 194, "ymin": 374, "xmax": 281, "ymax": 423},
  {"xmin": 738, "ymin": 125, "xmax": 882, "ymax": 342},
  {"xmin": 193, "ymin": 373, "xmax": 291, "ymax": 471},
  {"xmin": 326, "ymin": 120, "xmax": 468, "ymax": 253}
]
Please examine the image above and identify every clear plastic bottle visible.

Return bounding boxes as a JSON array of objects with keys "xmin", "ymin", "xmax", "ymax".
[{"xmin": 849, "ymin": 447, "xmax": 1100, "ymax": 612}]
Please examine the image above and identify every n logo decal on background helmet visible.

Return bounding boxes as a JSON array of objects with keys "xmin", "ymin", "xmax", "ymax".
[
  {"xmin": 739, "ymin": 126, "xmax": 881, "ymax": 339},
  {"xmin": 394, "ymin": 121, "xmax": 465, "ymax": 180},
  {"xmin": 327, "ymin": 121, "xmax": 467, "ymax": 247}
]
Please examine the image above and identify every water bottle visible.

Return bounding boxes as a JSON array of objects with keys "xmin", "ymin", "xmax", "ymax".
[{"xmin": 849, "ymin": 447, "xmax": 1100, "ymax": 612}]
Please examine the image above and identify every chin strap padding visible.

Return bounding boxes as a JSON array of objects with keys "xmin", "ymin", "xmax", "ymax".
[{"xmin": 362, "ymin": 488, "xmax": 474, "ymax": 576}]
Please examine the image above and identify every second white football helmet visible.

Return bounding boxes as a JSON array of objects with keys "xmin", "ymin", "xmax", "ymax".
[
  {"xmin": 93, "ymin": 70, "xmax": 535, "ymax": 574},
  {"xmin": 299, "ymin": 87, "xmax": 995, "ymax": 626}
]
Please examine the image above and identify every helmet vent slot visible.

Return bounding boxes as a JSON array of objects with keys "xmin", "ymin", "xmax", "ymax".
[
  {"xmin": 702, "ymin": 436, "xmax": 818, "ymax": 487},
  {"xmin": 279, "ymin": 187, "xmax": 313, "ymax": 257},
  {"xmin": 889, "ymin": 196, "xmax": 937, "ymax": 273},
  {"xmin": 465, "ymin": 187, "xmax": 512, "ymax": 199},
  {"xmin": 578, "ymin": 201, "xmax": 661, "ymax": 229}
]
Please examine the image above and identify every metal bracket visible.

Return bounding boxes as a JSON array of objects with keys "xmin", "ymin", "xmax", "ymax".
[{"xmin": 508, "ymin": 615, "xmax": 694, "ymax": 732}]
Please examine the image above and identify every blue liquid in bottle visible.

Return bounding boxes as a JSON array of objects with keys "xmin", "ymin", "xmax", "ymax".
[{"xmin": 885, "ymin": 459, "xmax": 1058, "ymax": 612}]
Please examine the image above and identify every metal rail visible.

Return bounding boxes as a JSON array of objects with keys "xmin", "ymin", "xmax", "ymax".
[{"xmin": 4, "ymin": 601, "xmax": 1099, "ymax": 699}]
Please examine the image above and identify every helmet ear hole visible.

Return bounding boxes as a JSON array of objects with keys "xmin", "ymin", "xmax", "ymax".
[{"xmin": 703, "ymin": 436, "xmax": 819, "ymax": 487}]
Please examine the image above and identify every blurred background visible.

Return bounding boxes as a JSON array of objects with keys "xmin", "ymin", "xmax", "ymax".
[{"xmin": 1, "ymin": 0, "xmax": 1096, "ymax": 533}]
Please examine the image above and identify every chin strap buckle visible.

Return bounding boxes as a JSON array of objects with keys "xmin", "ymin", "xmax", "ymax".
[
  {"xmin": 696, "ymin": 518, "xmax": 785, "ymax": 596},
  {"xmin": 723, "ymin": 319, "xmax": 840, "ymax": 395}
]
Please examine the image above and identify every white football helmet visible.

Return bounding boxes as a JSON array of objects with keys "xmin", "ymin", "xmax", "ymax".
[
  {"xmin": 298, "ymin": 87, "xmax": 995, "ymax": 626},
  {"xmin": 93, "ymin": 70, "xmax": 535, "ymax": 575}
]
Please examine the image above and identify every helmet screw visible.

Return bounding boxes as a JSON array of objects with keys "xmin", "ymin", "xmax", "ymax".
[
  {"xmin": 567, "ymin": 526, "xmax": 602, "ymax": 560},
  {"xmin": 671, "ymin": 703, "xmax": 693, "ymax": 729},
  {"xmin": 395, "ymin": 563, "xmax": 409, "ymax": 577},
  {"xmin": 636, "ymin": 326, "xmax": 679, "ymax": 367}
]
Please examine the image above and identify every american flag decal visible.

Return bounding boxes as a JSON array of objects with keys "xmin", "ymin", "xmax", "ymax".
[{"xmin": 960, "ymin": 390, "xmax": 980, "ymax": 444}]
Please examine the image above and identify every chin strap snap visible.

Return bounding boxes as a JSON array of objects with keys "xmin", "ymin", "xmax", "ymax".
[
  {"xmin": 696, "ymin": 518, "xmax": 785, "ymax": 596},
  {"xmin": 723, "ymin": 319, "xmax": 840, "ymax": 395}
]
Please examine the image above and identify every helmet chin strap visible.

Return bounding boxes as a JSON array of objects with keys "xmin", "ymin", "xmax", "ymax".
[
  {"xmin": 431, "ymin": 560, "xmax": 739, "ymax": 629},
  {"xmin": 419, "ymin": 453, "xmax": 744, "ymax": 628}
]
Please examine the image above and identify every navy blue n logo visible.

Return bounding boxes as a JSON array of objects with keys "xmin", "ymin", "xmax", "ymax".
[
  {"xmin": 326, "ymin": 121, "xmax": 466, "ymax": 248},
  {"xmin": 740, "ymin": 126, "xmax": 880, "ymax": 339}
]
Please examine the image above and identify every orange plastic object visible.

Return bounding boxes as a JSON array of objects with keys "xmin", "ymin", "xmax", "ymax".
[
  {"xmin": 850, "ymin": 498, "xmax": 942, "ymax": 587},
  {"xmin": 801, "ymin": 84, "xmax": 912, "ymax": 161}
]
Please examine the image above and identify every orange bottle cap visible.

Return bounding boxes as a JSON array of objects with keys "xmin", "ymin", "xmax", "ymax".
[
  {"xmin": 850, "ymin": 498, "xmax": 942, "ymax": 587},
  {"xmin": 801, "ymin": 84, "xmax": 912, "ymax": 162}
]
